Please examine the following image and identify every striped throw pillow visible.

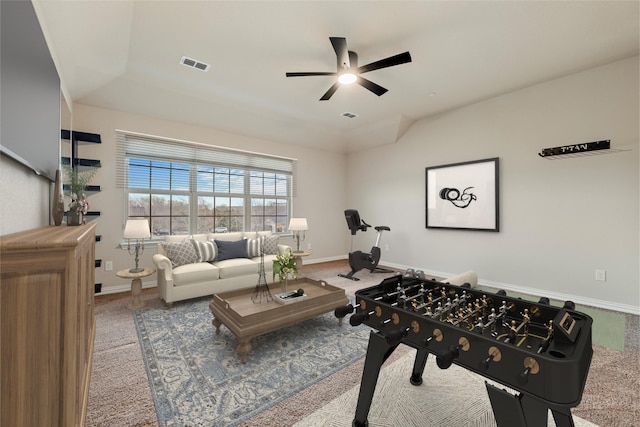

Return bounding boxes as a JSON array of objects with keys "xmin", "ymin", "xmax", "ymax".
[
  {"xmin": 192, "ymin": 239, "xmax": 217, "ymax": 262},
  {"xmin": 246, "ymin": 236, "xmax": 264, "ymax": 258}
]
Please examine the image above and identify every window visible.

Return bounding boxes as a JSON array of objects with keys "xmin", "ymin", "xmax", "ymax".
[{"xmin": 116, "ymin": 131, "xmax": 295, "ymax": 236}]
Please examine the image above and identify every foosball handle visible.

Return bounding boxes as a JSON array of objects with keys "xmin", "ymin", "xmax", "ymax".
[
  {"xmin": 385, "ymin": 327, "xmax": 409, "ymax": 346},
  {"xmin": 335, "ymin": 304, "xmax": 355, "ymax": 319},
  {"xmin": 349, "ymin": 312, "xmax": 369, "ymax": 326},
  {"xmin": 518, "ymin": 367, "xmax": 532, "ymax": 385},
  {"xmin": 436, "ymin": 344, "xmax": 461, "ymax": 369}
]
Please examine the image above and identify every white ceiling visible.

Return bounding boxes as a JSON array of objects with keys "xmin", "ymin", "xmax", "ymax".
[{"xmin": 34, "ymin": 1, "xmax": 639, "ymax": 153}]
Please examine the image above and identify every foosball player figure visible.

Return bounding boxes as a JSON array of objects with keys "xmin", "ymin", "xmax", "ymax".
[
  {"xmin": 499, "ymin": 301, "xmax": 508, "ymax": 317},
  {"xmin": 434, "ymin": 302, "xmax": 443, "ymax": 318},
  {"xmin": 520, "ymin": 308, "xmax": 530, "ymax": 337},
  {"xmin": 481, "ymin": 295, "xmax": 489, "ymax": 317},
  {"xmin": 446, "ymin": 313, "xmax": 456, "ymax": 324},
  {"xmin": 487, "ymin": 308, "xmax": 497, "ymax": 332},
  {"xmin": 508, "ymin": 320, "xmax": 518, "ymax": 343},
  {"xmin": 545, "ymin": 319, "xmax": 554, "ymax": 341}
]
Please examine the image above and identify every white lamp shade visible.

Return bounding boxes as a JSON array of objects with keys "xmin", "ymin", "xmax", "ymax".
[
  {"xmin": 123, "ymin": 219, "xmax": 151, "ymax": 239},
  {"xmin": 288, "ymin": 217, "xmax": 308, "ymax": 231}
]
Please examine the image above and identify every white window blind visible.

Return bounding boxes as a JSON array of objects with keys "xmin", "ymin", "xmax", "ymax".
[{"xmin": 116, "ymin": 130, "xmax": 296, "ymax": 189}]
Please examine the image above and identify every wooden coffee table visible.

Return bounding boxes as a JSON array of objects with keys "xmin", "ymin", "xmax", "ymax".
[{"xmin": 209, "ymin": 278, "xmax": 348, "ymax": 363}]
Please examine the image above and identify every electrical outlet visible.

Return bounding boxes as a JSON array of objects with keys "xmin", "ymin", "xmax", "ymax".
[
  {"xmin": 384, "ymin": 244, "xmax": 389, "ymax": 251},
  {"xmin": 595, "ymin": 269, "xmax": 606, "ymax": 282},
  {"xmin": 307, "ymin": 243, "xmax": 311, "ymax": 250},
  {"xmin": 105, "ymin": 261, "xmax": 113, "ymax": 271}
]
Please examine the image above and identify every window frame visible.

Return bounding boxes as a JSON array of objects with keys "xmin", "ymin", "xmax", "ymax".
[{"xmin": 117, "ymin": 131, "xmax": 295, "ymax": 238}]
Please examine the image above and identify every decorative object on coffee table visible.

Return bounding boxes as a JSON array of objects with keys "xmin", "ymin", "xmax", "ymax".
[
  {"xmin": 117, "ymin": 266, "xmax": 155, "ymax": 309},
  {"xmin": 273, "ymin": 248, "xmax": 297, "ymax": 293},
  {"xmin": 252, "ymin": 240, "xmax": 273, "ymax": 303}
]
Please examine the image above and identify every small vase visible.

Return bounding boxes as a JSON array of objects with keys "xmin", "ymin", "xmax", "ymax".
[
  {"xmin": 281, "ymin": 278, "xmax": 288, "ymax": 293},
  {"xmin": 67, "ymin": 210, "xmax": 83, "ymax": 226},
  {"xmin": 52, "ymin": 169, "xmax": 64, "ymax": 226}
]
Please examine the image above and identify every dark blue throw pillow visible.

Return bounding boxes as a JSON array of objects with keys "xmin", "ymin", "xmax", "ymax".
[{"xmin": 214, "ymin": 239, "xmax": 249, "ymax": 261}]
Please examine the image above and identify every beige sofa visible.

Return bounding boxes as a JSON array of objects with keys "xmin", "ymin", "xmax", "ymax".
[{"xmin": 152, "ymin": 231, "xmax": 291, "ymax": 307}]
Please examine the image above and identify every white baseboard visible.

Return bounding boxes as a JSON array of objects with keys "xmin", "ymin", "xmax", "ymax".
[{"xmin": 96, "ymin": 280, "xmax": 157, "ymax": 296}]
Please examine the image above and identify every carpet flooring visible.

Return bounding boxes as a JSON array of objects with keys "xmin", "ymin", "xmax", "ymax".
[{"xmin": 86, "ymin": 260, "xmax": 639, "ymax": 427}]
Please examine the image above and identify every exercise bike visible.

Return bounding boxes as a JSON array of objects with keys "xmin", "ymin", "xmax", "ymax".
[{"xmin": 338, "ymin": 209, "xmax": 392, "ymax": 281}]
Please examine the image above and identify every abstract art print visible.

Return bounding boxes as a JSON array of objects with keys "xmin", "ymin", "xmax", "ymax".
[{"xmin": 425, "ymin": 158, "xmax": 499, "ymax": 231}]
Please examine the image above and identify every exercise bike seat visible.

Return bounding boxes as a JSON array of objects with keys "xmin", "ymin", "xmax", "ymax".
[{"xmin": 375, "ymin": 226, "xmax": 390, "ymax": 232}]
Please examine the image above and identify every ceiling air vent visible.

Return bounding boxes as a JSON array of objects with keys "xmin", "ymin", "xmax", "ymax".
[
  {"xmin": 341, "ymin": 112, "xmax": 358, "ymax": 119},
  {"xmin": 180, "ymin": 56, "xmax": 210, "ymax": 72}
]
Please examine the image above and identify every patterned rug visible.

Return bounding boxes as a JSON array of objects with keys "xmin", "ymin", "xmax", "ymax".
[{"xmin": 133, "ymin": 296, "xmax": 370, "ymax": 426}]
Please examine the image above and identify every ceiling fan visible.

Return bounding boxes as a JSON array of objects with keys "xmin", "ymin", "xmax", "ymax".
[{"xmin": 286, "ymin": 37, "xmax": 412, "ymax": 101}]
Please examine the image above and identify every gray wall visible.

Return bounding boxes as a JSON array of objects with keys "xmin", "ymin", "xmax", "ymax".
[{"xmin": 346, "ymin": 57, "xmax": 639, "ymax": 314}]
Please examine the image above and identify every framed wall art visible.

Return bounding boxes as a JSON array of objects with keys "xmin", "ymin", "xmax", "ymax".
[{"xmin": 425, "ymin": 157, "xmax": 499, "ymax": 231}]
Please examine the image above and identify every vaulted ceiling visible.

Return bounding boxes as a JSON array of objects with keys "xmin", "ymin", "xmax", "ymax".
[{"xmin": 34, "ymin": 1, "xmax": 639, "ymax": 153}]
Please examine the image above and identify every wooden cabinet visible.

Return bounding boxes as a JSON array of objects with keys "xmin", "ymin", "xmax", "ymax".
[{"xmin": 1, "ymin": 223, "xmax": 96, "ymax": 426}]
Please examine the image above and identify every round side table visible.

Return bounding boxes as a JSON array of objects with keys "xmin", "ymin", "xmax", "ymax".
[
  {"xmin": 116, "ymin": 267, "xmax": 156, "ymax": 309},
  {"xmin": 292, "ymin": 251, "xmax": 311, "ymax": 277}
]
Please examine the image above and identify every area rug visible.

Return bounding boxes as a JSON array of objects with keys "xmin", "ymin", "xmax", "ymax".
[
  {"xmin": 133, "ymin": 296, "xmax": 371, "ymax": 426},
  {"xmin": 294, "ymin": 349, "xmax": 600, "ymax": 427}
]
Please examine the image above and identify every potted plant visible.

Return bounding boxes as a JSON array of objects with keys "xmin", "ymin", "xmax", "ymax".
[
  {"xmin": 63, "ymin": 165, "xmax": 98, "ymax": 225},
  {"xmin": 273, "ymin": 248, "xmax": 297, "ymax": 292}
]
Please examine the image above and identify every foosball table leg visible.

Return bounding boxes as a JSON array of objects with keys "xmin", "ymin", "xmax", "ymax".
[
  {"xmin": 353, "ymin": 331, "xmax": 399, "ymax": 427},
  {"xmin": 551, "ymin": 408, "xmax": 576, "ymax": 427},
  {"xmin": 410, "ymin": 347, "xmax": 429, "ymax": 386},
  {"xmin": 486, "ymin": 382, "xmax": 575, "ymax": 427}
]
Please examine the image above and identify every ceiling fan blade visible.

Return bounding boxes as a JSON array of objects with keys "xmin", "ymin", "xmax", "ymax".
[
  {"xmin": 357, "ymin": 76, "xmax": 388, "ymax": 96},
  {"xmin": 330, "ymin": 37, "xmax": 350, "ymax": 69},
  {"xmin": 357, "ymin": 51, "xmax": 412, "ymax": 74},
  {"xmin": 286, "ymin": 72, "xmax": 337, "ymax": 77},
  {"xmin": 320, "ymin": 82, "xmax": 340, "ymax": 101}
]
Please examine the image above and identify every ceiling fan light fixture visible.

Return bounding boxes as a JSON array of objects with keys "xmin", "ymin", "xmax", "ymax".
[{"xmin": 338, "ymin": 73, "xmax": 357, "ymax": 84}]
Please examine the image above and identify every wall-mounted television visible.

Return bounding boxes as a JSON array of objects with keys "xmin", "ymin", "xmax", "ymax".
[{"xmin": 1, "ymin": 1, "xmax": 60, "ymax": 182}]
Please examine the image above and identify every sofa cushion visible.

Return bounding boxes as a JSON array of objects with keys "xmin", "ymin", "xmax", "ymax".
[
  {"xmin": 263, "ymin": 235, "xmax": 280, "ymax": 255},
  {"xmin": 172, "ymin": 262, "xmax": 219, "ymax": 286},
  {"xmin": 215, "ymin": 258, "xmax": 258, "ymax": 279},
  {"xmin": 161, "ymin": 240, "xmax": 199, "ymax": 267},
  {"xmin": 192, "ymin": 239, "xmax": 217, "ymax": 262},
  {"xmin": 215, "ymin": 239, "xmax": 248, "ymax": 261}
]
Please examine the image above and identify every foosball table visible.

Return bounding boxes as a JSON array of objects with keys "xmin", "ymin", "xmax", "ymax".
[{"xmin": 335, "ymin": 274, "xmax": 593, "ymax": 427}]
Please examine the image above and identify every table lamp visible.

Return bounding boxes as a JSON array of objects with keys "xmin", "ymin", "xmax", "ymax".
[
  {"xmin": 288, "ymin": 217, "xmax": 308, "ymax": 253},
  {"xmin": 123, "ymin": 219, "xmax": 151, "ymax": 273}
]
